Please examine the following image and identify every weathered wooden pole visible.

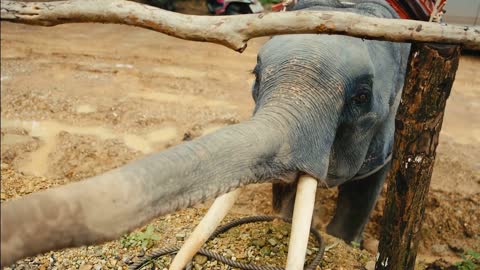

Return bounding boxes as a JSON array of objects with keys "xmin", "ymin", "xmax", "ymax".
[{"xmin": 375, "ymin": 43, "xmax": 461, "ymax": 270}]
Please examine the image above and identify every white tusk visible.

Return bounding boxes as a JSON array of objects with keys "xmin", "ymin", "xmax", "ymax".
[
  {"xmin": 169, "ymin": 188, "xmax": 242, "ymax": 270},
  {"xmin": 285, "ymin": 175, "xmax": 318, "ymax": 270}
]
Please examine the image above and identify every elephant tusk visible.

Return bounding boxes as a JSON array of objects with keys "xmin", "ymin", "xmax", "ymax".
[
  {"xmin": 169, "ymin": 188, "xmax": 242, "ymax": 270},
  {"xmin": 285, "ymin": 175, "xmax": 318, "ymax": 270}
]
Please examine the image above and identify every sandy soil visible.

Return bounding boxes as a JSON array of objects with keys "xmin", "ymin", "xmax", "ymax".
[{"xmin": 1, "ymin": 4, "xmax": 479, "ymax": 269}]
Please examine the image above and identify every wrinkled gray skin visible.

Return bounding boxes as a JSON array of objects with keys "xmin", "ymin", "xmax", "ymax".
[{"xmin": 0, "ymin": 0, "xmax": 410, "ymax": 267}]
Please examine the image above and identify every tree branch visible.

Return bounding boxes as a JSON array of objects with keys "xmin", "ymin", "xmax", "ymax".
[{"xmin": 1, "ymin": 0, "xmax": 479, "ymax": 52}]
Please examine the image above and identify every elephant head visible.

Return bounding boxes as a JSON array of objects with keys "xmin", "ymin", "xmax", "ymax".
[{"xmin": 1, "ymin": 0, "xmax": 409, "ymax": 266}]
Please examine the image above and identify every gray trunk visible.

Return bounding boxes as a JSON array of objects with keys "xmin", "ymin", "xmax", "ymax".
[{"xmin": 1, "ymin": 119, "xmax": 285, "ymax": 267}]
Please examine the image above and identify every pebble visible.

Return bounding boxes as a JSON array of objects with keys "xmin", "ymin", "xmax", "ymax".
[
  {"xmin": 175, "ymin": 232, "xmax": 186, "ymax": 241},
  {"xmin": 109, "ymin": 259, "xmax": 118, "ymax": 267},
  {"xmin": 236, "ymin": 252, "xmax": 247, "ymax": 259},
  {"xmin": 251, "ymin": 239, "xmax": 266, "ymax": 247},
  {"xmin": 123, "ymin": 257, "xmax": 133, "ymax": 265},
  {"xmin": 49, "ymin": 254, "xmax": 56, "ymax": 261},
  {"xmin": 94, "ymin": 248, "xmax": 103, "ymax": 257},
  {"xmin": 431, "ymin": 244, "xmax": 448, "ymax": 256},
  {"xmin": 79, "ymin": 265, "xmax": 93, "ymax": 270},
  {"xmin": 194, "ymin": 255, "xmax": 208, "ymax": 265},
  {"xmin": 267, "ymin": 238, "xmax": 278, "ymax": 246},
  {"xmin": 260, "ymin": 246, "xmax": 271, "ymax": 256}
]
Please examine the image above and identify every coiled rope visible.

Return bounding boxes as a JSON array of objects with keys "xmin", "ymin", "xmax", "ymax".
[{"xmin": 129, "ymin": 215, "xmax": 325, "ymax": 270}]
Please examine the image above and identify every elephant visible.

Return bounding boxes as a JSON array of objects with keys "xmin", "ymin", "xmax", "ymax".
[{"xmin": 0, "ymin": 0, "xmax": 411, "ymax": 267}]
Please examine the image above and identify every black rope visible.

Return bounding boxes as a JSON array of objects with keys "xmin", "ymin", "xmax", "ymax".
[{"xmin": 128, "ymin": 215, "xmax": 325, "ymax": 270}]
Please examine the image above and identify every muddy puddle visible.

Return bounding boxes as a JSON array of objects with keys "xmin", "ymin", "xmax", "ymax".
[{"xmin": 1, "ymin": 119, "xmax": 179, "ymax": 176}]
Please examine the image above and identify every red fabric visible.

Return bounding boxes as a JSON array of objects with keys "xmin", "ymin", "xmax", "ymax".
[
  {"xmin": 271, "ymin": 0, "xmax": 447, "ymax": 21},
  {"xmin": 385, "ymin": 0, "xmax": 447, "ymax": 20},
  {"xmin": 271, "ymin": 3, "xmax": 284, "ymax": 11}
]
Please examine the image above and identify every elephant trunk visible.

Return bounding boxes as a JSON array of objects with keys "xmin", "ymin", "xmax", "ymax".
[{"xmin": 1, "ymin": 118, "xmax": 286, "ymax": 267}]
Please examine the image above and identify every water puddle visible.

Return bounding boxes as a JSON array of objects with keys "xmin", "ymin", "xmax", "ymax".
[
  {"xmin": 145, "ymin": 126, "xmax": 178, "ymax": 142},
  {"xmin": 1, "ymin": 134, "xmax": 33, "ymax": 145},
  {"xmin": 153, "ymin": 66, "xmax": 206, "ymax": 79},
  {"xmin": 75, "ymin": 104, "xmax": 97, "ymax": 114},
  {"xmin": 128, "ymin": 91, "xmax": 236, "ymax": 109},
  {"xmin": 1, "ymin": 119, "xmax": 178, "ymax": 176},
  {"xmin": 115, "ymin": 63, "xmax": 134, "ymax": 69},
  {"xmin": 202, "ymin": 124, "xmax": 226, "ymax": 135}
]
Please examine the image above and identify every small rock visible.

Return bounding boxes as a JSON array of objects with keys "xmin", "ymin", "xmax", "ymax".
[
  {"xmin": 137, "ymin": 250, "xmax": 145, "ymax": 257},
  {"xmin": 236, "ymin": 252, "xmax": 247, "ymax": 259},
  {"xmin": 94, "ymin": 265, "xmax": 102, "ymax": 270},
  {"xmin": 260, "ymin": 246, "xmax": 271, "ymax": 256},
  {"xmin": 94, "ymin": 247, "xmax": 103, "ymax": 257},
  {"xmin": 1, "ymin": 163, "xmax": 10, "ymax": 170},
  {"xmin": 79, "ymin": 264, "xmax": 93, "ymax": 270},
  {"xmin": 267, "ymin": 238, "xmax": 278, "ymax": 246},
  {"xmin": 252, "ymin": 239, "xmax": 266, "ymax": 247},
  {"xmin": 123, "ymin": 257, "xmax": 133, "ymax": 265},
  {"xmin": 365, "ymin": 260, "xmax": 375, "ymax": 270},
  {"xmin": 194, "ymin": 255, "xmax": 208, "ymax": 265},
  {"xmin": 431, "ymin": 244, "xmax": 448, "ymax": 256},
  {"xmin": 193, "ymin": 264, "xmax": 202, "ymax": 270},
  {"xmin": 109, "ymin": 259, "xmax": 118, "ymax": 267},
  {"xmin": 175, "ymin": 233, "xmax": 186, "ymax": 241}
]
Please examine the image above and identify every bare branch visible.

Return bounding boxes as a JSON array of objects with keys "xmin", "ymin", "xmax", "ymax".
[{"xmin": 1, "ymin": 0, "xmax": 479, "ymax": 51}]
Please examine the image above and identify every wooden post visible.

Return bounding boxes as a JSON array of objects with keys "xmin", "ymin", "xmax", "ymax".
[{"xmin": 375, "ymin": 43, "xmax": 461, "ymax": 270}]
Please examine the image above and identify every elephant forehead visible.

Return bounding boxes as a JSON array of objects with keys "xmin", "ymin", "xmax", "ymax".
[{"xmin": 259, "ymin": 35, "xmax": 374, "ymax": 78}]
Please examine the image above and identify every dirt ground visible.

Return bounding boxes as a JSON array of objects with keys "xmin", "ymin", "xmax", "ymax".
[{"xmin": 1, "ymin": 2, "xmax": 479, "ymax": 269}]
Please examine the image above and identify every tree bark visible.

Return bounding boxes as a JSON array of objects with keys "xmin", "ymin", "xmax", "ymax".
[
  {"xmin": 1, "ymin": 0, "xmax": 479, "ymax": 52},
  {"xmin": 375, "ymin": 43, "xmax": 461, "ymax": 270}
]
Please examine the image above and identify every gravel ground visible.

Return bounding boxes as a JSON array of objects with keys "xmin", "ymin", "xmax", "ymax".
[{"xmin": 1, "ymin": 2, "xmax": 479, "ymax": 268}]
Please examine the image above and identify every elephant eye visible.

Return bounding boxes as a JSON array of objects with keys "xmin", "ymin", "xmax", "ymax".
[{"xmin": 352, "ymin": 91, "xmax": 370, "ymax": 104}]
